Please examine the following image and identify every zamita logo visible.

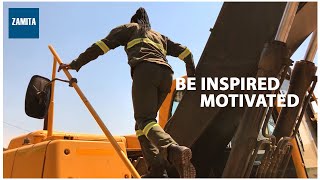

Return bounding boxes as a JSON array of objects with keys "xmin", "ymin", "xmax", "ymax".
[{"xmin": 9, "ymin": 8, "xmax": 39, "ymax": 38}]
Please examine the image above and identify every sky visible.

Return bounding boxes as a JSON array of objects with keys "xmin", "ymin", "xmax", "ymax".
[{"xmin": 2, "ymin": 2, "xmax": 318, "ymax": 148}]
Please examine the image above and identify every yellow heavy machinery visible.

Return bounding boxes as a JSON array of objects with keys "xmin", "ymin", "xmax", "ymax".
[{"xmin": 3, "ymin": 2, "xmax": 318, "ymax": 178}]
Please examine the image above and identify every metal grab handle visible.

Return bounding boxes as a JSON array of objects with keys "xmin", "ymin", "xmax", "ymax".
[
  {"xmin": 261, "ymin": 65, "xmax": 289, "ymax": 143},
  {"xmin": 255, "ymin": 144, "xmax": 273, "ymax": 177},
  {"xmin": 291, "ymin": 77, "xmax": 317, "ymax": 137},
  {"xmin": 278, "ymin": 145, "xmax": 293, "ymax": 177},
  {"xmin": 48, "ymin": 45, "xmax": 141, "ymax": 178},
  {"xmin": 265, "ymin": 137, "xmax": 291, "ymax": 178},
  {"xmin": 244, "ymin": 140, "xmax": 272, "ymax": 177}
]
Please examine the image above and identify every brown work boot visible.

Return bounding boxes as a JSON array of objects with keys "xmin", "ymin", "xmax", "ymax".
[{"xmin": 168, "ymin": 144, "xmax": 196, "ymax": 178}]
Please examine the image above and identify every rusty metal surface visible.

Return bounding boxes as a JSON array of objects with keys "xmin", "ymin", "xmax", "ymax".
[
  {"xmin": 164, "ymin": 2, "xmax": 317, "ymax": 177},
  {"xmin": 166, "ymin": 2, "xmax": 285, "ymax": 146},
  {"xmin": 286, "ymin": 2, "xmax": 317, "ymax": 53}
]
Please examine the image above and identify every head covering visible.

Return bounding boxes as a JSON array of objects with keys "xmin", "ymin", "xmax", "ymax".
[{"xmin": 131, "ymin": 7, "xmax": 151, "ymax": 32}]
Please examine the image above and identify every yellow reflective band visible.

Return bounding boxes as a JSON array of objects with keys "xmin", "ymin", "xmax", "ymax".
[
  {"xmin": 127, "ymin": 38, "xmax": 166, "ymax": 55},
  {"xmin": 127, "ymin": 38, "xmax": 143, "ymax": 49},
  {"xmin": 178, "ymin": 48, "xmax": 191, "ymax": 60},
  {"xmin": 142, "ymin": 121, "xmax": 160, "ymax": 136},
  {"xmin": 135, "ymin": 130, "xmax": 144, "ymax": 137},
  {"xmin": 95, "ymin": 40, "xmax": 110, "ymax": 54}
]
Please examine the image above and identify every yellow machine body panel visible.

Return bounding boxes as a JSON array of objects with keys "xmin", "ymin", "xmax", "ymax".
[
  {"xmin": 8, "ymin": 130, "xmax": 127, "ymax": 149},
  {"xmin": 43, "ymin": 140, "xmax": 130, "ymax": 178},
  {"xmin": 3, "ymin": 149, "xmax": 17, "ymax": 177},
  {"xmin": 4, "ymin": 135, "xmax": 132, "ymax": 178},
  {"xmin": 159, "ymin": 77, "xmax": 186, "ymax": 127},
  {"xmin": 7, "ymin": 130, "xmax": 47, "ymax": 149},
  {"xmin": 4, "ymin": 141, "xmax": 49, "ymax": 178},
  {"xmin": 124, "ymin": 134, "xmax": 141, "ymax": 151}
]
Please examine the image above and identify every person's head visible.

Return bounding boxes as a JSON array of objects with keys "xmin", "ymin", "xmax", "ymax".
[{"xmin": 131, "ymin": 7, "xmax": 151, "ymax": 32}]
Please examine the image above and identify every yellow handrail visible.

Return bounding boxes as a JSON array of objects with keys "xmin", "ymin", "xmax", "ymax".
[
  {"xmin": 48, "ymin": 45, "xmax": 141, "ymax": 178},
  {"xmin": 47, "ymin": 57, "xmax": 57, "ymax": 137},
  {"xmin": 291, "ymin": 138, "xmax": 308, "ymax": 178}
]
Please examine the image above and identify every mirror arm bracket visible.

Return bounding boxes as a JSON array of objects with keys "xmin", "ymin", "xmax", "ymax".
[
  {"xmin": 68, "ymin": 78, "xmax": 78, "ymax": 87},
  {"xmin": 45, "ymin": 77, "xmax": 78, "ymax": 89}
]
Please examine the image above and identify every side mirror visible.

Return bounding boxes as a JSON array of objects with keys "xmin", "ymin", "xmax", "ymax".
[{"xmin": 25, "ymin": 75, "xmax": 51, "ymax": 119}]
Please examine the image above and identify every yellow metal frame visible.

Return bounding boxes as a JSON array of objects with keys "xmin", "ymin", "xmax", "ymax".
[
  {"xmin": 159, "ymin": 76, "xmax": 187, "ymax": 127},
  {"xmin": 47, "ymin": 57, "xmax": 57, "ymax": 137},
  {"xmin": 47, "ymin": 45, "xmax": 140, "ymax": 178},
  {"xmin": 290, "ymin": 138, "xmax": 308, "ymax": 178}
]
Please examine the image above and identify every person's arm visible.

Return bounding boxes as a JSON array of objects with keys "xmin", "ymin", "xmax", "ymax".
[
  {"xmin": 59, "ymin": 24, "xmax": 132, "ymax": 72},
  {"xmin": 167, "ymin": 38, "xmax": 196, "ymax": 77}
]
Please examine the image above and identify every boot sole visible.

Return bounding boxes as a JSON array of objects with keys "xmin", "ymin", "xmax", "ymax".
[{"xmin": 174, "ymin": 148, "xmax": 196, "ymax": 178}]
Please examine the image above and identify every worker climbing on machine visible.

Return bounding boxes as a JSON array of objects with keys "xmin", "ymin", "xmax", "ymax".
[{"xmin": 58, "ymin": 7, "xmax": 196, "ymax": 178}]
